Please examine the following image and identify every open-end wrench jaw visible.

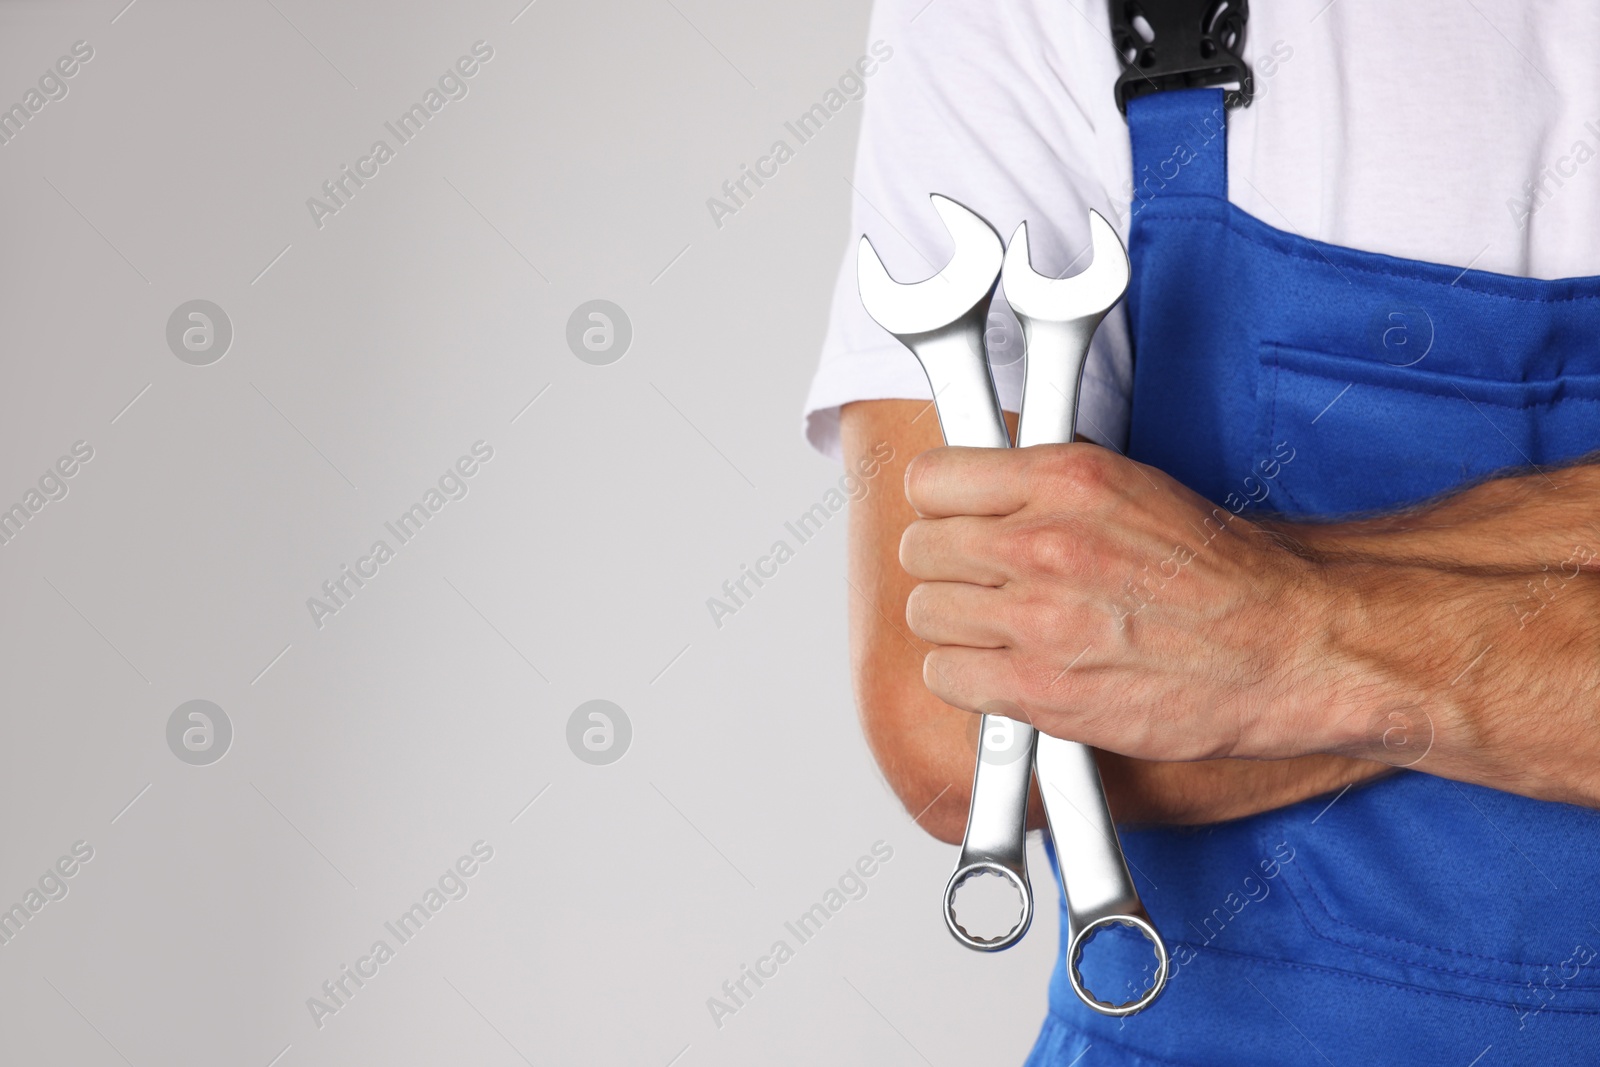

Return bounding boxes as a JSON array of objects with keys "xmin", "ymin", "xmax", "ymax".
[
  {"xmin": 857, "ymin": 194, "xmax": 1005, "ymax": 337},
  {"xmin": 1002, "ymin": 211, "xmax": 1129, "ymax": 324},
  {"xmin": 855, "ymin": 194, "xmax": 1011, "ymax": 454},
  {"xmin": 1004, "ymin": 211, "xmax": 1131, "ymax": 450}
]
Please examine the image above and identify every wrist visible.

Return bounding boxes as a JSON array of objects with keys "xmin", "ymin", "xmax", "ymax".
[
  {"xmin": 1280, "ymin": 556, "xmax": 1460, "ymax": 764},
  {"xmin": 1256, "ymin": 517, "xmax": 1366, "ymax": 561}
]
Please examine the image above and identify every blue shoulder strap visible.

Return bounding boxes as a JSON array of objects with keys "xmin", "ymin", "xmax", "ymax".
[{"xmin": 1125, "ymin": 87, "xmax": 1229, "ymax": 216}]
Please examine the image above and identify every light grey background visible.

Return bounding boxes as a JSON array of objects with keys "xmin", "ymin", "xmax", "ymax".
[{"xmin": 0, "ymin": 1, "xmax": 1061, "ymax": 1064}]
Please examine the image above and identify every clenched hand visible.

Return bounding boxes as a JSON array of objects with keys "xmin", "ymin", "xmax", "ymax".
[{"xmin": 899, "ymin": 443, "xmax": 1361, "ymax": 763}]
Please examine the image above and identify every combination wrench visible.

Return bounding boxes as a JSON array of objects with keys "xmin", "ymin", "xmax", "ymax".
[
  {"xmin": 857, "ymin": 198, "xmax": 1167, "ymax": 1015},
  {"xmin": 856, "ymin": 195, "xmax": 1037, "ymax": 950},
  {"xmin": 1005, "ymin": 211, "xmax": 1168, "ymax": 1015}
]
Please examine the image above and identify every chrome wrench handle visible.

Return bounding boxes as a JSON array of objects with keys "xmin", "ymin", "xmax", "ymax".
[
  {"xmin": 1007, "ymin": 212, "xmax": 1168, "ymax": 1014},
  {"xmin": 945, "ymin": 709, "xmax": 1037, "ymax": 949},
  {"xmin": 1014, "ymin": 316, "xmax": 1101, "ymax": 449},
  {"xmin": 1037, "ymin": 737, "xmax": 1169, "ymax": 1015},
  {"xmin": 856, "ymin": 196, "xmax": 1037, "ymax": 951},
  {"xmin": 903, "ymin": 316, "xmax": 1012, "ymax": 452}
]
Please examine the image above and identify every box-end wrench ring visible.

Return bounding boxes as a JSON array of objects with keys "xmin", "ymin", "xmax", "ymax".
[{"xmin": 942, "ymin": 704, "xmax": 1036, "ymax": 950}]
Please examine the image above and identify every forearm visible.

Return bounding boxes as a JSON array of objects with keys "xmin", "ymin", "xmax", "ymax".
[
  {"xmin": 1103, "ymin": 461, "xmax": 1600, "ymax": 820},
  {"xmin": 1252, "ymin": 461, "xmax": 1600, "ymax": 804},
  {"xmin": 1097, "ymin": 751, "xmax": 1391, "ymax": 826},
  {"xmin": 1312, "ymin": 553, "xmax": 1600, "ymax": 806},
  {"xmin": 1096, "ymin": 468, "xmax": 1586, "ymax": 826},
  {"xmin": 846, "ymin": 403, "xmax": 1043, "ymax": 844},
  {"xmin": 1097, "ymin": 469, "xmax": 1600, "ymax": 823},
  {"xmin": 1264, "ymin": 460, "xmax": 1600, "ymax": 569},
  {"xmin": 849, "ymin": 550, "xmax": 978, "ymax": 845}
]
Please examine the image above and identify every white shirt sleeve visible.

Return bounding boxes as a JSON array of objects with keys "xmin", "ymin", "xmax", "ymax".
[{"xmin": 803, "ymin": 0, "xmax": 1134, "ymax": 459}]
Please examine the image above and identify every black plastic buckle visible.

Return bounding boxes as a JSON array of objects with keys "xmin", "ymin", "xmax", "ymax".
[{"xmin": 1109, "ymin": 0, "xmax": 1253, "ymax": 114}]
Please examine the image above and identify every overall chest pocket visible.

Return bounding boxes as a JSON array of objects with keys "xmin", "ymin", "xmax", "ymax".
[{"xmin": 1255, "ymin": 342, "xmax": 1600, "ymax": 519}]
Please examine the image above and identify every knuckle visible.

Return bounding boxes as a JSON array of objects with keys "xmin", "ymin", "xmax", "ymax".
[
  {"xmin": 1007, "ymin": 522, "xmax": 1077, "ymax": 575},
  {"xmin": 1031, "ymin": 444, "xmax": 1113, "ymax": 499}
]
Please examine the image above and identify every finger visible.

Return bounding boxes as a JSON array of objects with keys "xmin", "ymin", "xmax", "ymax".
[
  {"xmin": 905, "ymin": 581, "xmax": 1010, "ymax": 648},
  {"xmin": 922, "ymin": 645, "xmax": 1019, "ymax": 713},
  {"xmin": 904, "ymin": 446, "xmax": 1032, "ymax": 518},
  {"xmin": 899, "ymin": 515, "xmax": 1012, "ymax": 584}
]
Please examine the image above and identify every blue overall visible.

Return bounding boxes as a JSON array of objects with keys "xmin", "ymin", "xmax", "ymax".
[{"xmin": 1025, "ymin": 89, "xmax": 1600, "ymax": 1065}]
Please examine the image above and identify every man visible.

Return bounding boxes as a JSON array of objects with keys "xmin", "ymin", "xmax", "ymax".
[{"xmin": 807, "ymin": 0, "xmax": 1600, "ymax": 1061}]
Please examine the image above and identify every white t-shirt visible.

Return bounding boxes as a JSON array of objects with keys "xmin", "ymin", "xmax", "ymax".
[{"xmin": 804, "ymin": 0, "xmax": 1600, "ymax": 458}]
